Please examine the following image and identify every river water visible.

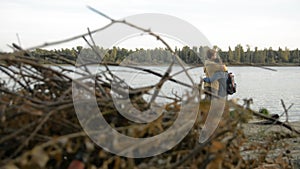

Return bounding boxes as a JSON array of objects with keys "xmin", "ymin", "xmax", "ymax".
[
  {"xmin": 228, "ymin": 66, "xmax": 300, "ymax": 121},
  {"xmin": 109, "ymin": 65, "xmax": 300, "ymax": 121}
]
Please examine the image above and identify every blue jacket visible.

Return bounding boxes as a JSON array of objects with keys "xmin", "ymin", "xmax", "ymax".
[{"xmin": 203, "ymin": 71, "xmax": 227, "ymax": 97}]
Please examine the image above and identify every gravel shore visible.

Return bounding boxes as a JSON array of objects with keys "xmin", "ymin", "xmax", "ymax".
[{"xmin": 241, "ymin": 121, "xmax": 300, "ymax": 168}]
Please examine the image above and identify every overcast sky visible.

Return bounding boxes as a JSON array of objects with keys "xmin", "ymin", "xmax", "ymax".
[{"xmin": 0, "ymin": 0, "xmax": 299, "ymax": 52}]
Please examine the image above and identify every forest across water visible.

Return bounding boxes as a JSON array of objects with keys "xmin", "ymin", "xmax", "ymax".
[{"xmin": 2, "ymin": 45, "xmax": 299, "ymax": 66}]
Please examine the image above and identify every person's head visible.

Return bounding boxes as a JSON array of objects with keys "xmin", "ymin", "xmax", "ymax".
[{"xmin": 206, "ymin": 49, "xmax": 217, "ymax": 60}]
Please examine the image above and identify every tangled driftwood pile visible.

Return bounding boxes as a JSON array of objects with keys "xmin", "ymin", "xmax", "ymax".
[
  {"xmin": 0, "ymin": 51, "xmax": 299, "ymax": 169},
  {"xmin": 1, "ymin": 8, "xmax": 300, "ymax": 168}
]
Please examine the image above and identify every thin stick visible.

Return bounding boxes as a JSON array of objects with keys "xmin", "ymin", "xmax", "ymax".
[
  {"xmin": 87, "ymin": 6, "xmax": 195, "ymax": 86},
  {"xmin": 148, "ymin": 61, "xmax": 174, "ymax": 107},
  {"xmin": 0, "ymin": 121, "xmax": 38, "ymax": 144},
  {"xmin": 11, "ymin": 103, "xmax": 74, "ymax": 158},
  {"xmin": 230, "ymin": 102, "xmax": 300, "ymax": 135},
  {"xmin": 281, "ymin": 99, "xmax": 293, "ymax": 123},
  {"xmin": 16, "ymin": 33, "xmax": 22, "ymax": 47}
]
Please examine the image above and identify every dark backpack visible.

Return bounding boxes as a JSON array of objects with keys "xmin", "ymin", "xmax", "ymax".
[{"xmin": 227, "ymin": 72, "xmax": 236, "ymax": 95}]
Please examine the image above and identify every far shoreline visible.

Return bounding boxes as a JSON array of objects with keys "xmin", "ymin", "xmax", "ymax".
[{"xmin": 42, "ymin": 62, "xmax": 300, "ymax": 67}]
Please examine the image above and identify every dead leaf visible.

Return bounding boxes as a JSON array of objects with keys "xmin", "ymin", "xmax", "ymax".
[
  {"xmin": 209, "ymin": 141, "xmax": 224, "ymax": 153},
  {"xmin": 31, "ymin": 147, "xmax": 49, "ymax": 168}
]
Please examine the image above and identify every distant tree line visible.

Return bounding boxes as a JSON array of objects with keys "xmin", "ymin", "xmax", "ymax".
[
  {"xmin": 218, "ymin": 45, "xmax": 300, "ymax": 65},
  {"xmin": 29, "ymin": 45, "xmax": 300, "ymax": 65}
]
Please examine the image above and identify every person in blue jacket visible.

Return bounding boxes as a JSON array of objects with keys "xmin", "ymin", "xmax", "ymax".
[{"xmin": 203, "ymin": 63, "xmax": 228, "ymax": 98}]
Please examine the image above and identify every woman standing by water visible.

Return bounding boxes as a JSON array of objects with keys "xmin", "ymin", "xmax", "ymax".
[{"xmin": 203, "ymin": 49, "xmax": 227, "ymax": 100}]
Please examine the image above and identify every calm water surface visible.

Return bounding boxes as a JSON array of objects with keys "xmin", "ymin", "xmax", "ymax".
[
  {"xmin": 112, "ymin": 66, "xmax": 300, "ymax": 121},
  {"xmin": 228, "ymin": 66, "xmax": 300, "ymax": 121}
]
